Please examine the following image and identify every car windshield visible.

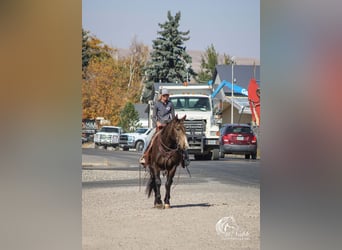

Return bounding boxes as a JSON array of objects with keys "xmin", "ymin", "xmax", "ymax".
[
  {"xmin": 170, "ymin": 97, "xmax": 211, "ymax": 111},
  {"xmin": 100, "ymin": 127, "xmax": 119, "ymax": 133},
  {"xmin": 225, "ymin": 126, "xmax": 252, "ymax": 134},
  {"xmin": 136, "ymin": 128, "xmax": 148, "ymax": 134}
]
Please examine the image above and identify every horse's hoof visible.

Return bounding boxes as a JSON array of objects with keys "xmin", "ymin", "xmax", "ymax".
[
  {"xmin": 164, "ymin": 204, "xmax": 171, "ymax": 209},
  {"xmin": 154, "ymin": 203, "xmax": 164, "ymax": 209}
]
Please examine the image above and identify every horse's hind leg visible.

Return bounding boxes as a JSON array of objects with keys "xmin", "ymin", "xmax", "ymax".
[{"xmin": 164, "ymin": 167, "xmax": 176, "ymax": 208}]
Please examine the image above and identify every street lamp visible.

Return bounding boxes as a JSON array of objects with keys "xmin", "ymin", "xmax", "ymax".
[{"xmin": 231, "ymin": 57, "xmax": 236, "ymax": 124}]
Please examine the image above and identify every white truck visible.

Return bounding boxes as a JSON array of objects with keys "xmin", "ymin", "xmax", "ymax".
[
  {"xmin": 149, "ymin": 84, "xmax": 221, "ymax": 160},
  {"xmin": 93, "ymin": 126, "xmax": 122, "ymax": 149},
  {"xmin": 119, "ymin": 127, "xmax": 153, "ymax": 152}
]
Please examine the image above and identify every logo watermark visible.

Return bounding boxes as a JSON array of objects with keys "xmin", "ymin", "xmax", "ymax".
[{"xmin": 216, "ymin": 216, "xmax": 250, "ymax": 240}]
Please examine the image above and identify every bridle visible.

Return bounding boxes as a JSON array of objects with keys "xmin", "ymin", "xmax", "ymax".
[{"xmin": 156, "ymin": 123, "xmax": 185, "ymax": 165}]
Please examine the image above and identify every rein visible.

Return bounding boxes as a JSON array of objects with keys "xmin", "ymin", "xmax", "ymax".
[{"xmin": 155, "ymin": 124, "xmax": 184, "ymax": 169}]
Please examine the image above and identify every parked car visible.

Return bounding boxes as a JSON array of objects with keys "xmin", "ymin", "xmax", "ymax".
[
  {"xmin": 119, "ymin": 127, "xmax": 153, "ymax": 152},
  {"xmin": 94, "ymin": 126, "xmax": 122, "ymax": 149},
  {"xmin": 219, "ymin": 124, "xmax": 257, "ymax": 159}
]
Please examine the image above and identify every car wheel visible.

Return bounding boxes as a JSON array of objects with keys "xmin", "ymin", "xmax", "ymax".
[
  {"xmin": 136, "ymin": 141, "xmax": 144, "ymax": 152},
  {"xmin": 123, "ymin": 146, "xmax": 129, "ymax": 151},
  {"xmin": 245, "ymin": 154, "xmax": 251, "ymax": 159},
  {"xmin": 251, "ymin": 153, "xmax": 257, "ymax": 160}
]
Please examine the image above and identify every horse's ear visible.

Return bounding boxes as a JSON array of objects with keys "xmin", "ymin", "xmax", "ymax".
[
  {"xmin": 181, "ymin": 115, "xmax": 186, "ymax": 121},
  {"xmin": 175, "ymin": 114, "xmax": 178, "ymax": 120}
]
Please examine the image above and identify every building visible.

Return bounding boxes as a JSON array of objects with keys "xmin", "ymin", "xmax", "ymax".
[{"xmin": 211, "ymin": 64, "xmax": 260, "ymax": 125}]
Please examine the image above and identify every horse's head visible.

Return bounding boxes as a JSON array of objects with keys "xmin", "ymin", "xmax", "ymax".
[{"xmin": 171, "ymin": 114, "xmax": 188, "ymax": 150}]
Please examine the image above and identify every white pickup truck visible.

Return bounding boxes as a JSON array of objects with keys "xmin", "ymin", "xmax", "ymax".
[
  {"xmin": 94, "ymin": 126, "xmax": 122, "ymax": 149},
  {"xmin": 119, "ymin": 128, "xmax": 153, "ymax": 152}
]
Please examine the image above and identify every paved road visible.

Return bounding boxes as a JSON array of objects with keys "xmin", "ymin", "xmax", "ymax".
[
  {"xmin": 82, "ymin": 148, "xmax": 260, "ymax": 187},
  {"xmin": 82, "ymin": 148, "xmax": 260, "ymax": 250}
]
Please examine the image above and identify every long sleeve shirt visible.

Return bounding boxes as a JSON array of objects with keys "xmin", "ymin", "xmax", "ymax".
[{"xmin": 152, "ymin": 100, "xmax": 175, "ymax": 127}]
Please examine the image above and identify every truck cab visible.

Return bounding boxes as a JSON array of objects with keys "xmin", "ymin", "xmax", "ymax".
[{"xmin": 149, "ymin": 84, "xmax": 221, "ymax": 160}]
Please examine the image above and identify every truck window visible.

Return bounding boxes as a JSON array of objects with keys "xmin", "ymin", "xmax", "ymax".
[
  {"xmin": 101, "ymin": 127, "xmax": 119, "ymax": 133},
  {"xmin": 171, "ymin": 97, "xmax": 210, "ymax": 111}
]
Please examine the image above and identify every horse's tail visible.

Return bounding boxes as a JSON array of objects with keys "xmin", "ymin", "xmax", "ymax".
[{"xmin": 146, "ymin": 176, "xmax": 154, "ymax": 198}]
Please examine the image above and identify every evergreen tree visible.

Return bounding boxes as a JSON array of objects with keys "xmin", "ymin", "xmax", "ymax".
[
  {"xmin": 82, "ymin": 29, "xmax": 92, "ymax": 71},
  {"xmin": 118, "ymin": 102, "xmax": 142, "ymax": 132},
  {"xmin": 197, "ymin": 44, "xmax": 219, "ymax": 83},
  {"xmin": 82, "ymin": 28, "xmax": 114, "ymax": 74},
  {"xmin": 144, "ymin": 11, "xmax": 196, "ymax": 86}
]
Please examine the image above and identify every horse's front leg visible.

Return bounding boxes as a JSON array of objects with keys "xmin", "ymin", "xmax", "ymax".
[
  {"xmin": 164, "ymin": 166, "xmax": 177, "ymax": 208},
  {"xmin": 154, "ymin": 169, "xmax": 163, "ymax": 209}
]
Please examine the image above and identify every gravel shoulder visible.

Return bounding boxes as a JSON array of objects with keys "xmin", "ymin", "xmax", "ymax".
[{"xmin": 82, "ymin": 168, "xmax": 260, "ymax": 250}]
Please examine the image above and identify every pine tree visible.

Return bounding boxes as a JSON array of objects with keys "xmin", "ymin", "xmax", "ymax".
[
  {"xmin": 144, "ymin": 11, "xmax": 196, "ymax": 85},
  {"xmin": 82, "ymin": 28, "xmax": 115, "ymax": 74},
  {"xmin": 118, "ymin": 102, "xmax": 142, "ymax": 132},
  {"xmin": 82, "ymin": 29, "xmax": 92, "ymax": 71}
]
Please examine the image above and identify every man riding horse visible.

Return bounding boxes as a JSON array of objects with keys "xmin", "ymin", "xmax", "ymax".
[{"xmin": 139, "ymin": 88, "xmax": 190, "ymax": 167}]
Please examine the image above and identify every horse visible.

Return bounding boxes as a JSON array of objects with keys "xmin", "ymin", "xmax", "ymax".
[{"xmin": 145, "ymin": 115, "xmax": 188, "ymax": 209}]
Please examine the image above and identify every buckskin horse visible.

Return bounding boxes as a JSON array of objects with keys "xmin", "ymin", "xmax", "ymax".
[{"xmin": 145, "ymin": 115, "xmax": 188, "ymax": 209}]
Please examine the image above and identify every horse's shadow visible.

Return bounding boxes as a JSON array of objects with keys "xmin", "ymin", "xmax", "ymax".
[{"xmin": 170, "ymin": 203, "xmax": 212, "ymax": 209}]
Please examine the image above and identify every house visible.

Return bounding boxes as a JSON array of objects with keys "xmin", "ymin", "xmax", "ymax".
[
  {"xmin": 211, "ymin": 64, "xmax": 260, "ymax": 125},
  {"xmin": 134, "ymin": 103, "xmax": 149, "ymax": 128}
]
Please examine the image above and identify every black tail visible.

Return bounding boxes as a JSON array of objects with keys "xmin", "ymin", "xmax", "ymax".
[{"xmin": 146, "ymin": 177, "xmax": 154, "ymax": 198}]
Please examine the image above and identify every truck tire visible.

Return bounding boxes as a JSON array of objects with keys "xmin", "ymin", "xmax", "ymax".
[
  {"xmin": 211, "ymin": 149, "xmax": 220, "ymax": 160},
  {"xmin": 135, "ymin": 141, "xmax": 144, "ymax": 152},
  {"xmin": 203, "ymin": 152, "xmax": 212, "ymax": 160},
  {"xmin": 194, "ymin": 154, "xmax": 203, "ymax": 160}
]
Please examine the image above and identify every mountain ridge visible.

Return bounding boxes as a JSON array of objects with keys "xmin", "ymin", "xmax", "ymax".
[{"xmin": 114, "ymin": 48, "xmax": 260, "ymax": 73}]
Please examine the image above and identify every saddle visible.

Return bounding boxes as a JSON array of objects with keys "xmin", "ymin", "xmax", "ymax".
[{"xmin": 141, "ymin": 128, "xmax": 163, "ymax": 167}]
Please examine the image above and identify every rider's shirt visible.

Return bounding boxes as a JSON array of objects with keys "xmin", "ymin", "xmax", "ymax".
[{"xmin": 152, "ymin": 100, "xmax": 175, "ymax": 126}]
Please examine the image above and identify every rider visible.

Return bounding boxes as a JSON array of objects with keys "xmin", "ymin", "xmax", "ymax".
[{"xmin": 139, "ymin": 88, "xmax": 190, "ymax": 167}]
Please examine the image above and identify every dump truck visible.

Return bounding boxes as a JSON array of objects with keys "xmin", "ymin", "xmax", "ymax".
[{"xmin": 148, "ymin": 83, "xmax": 221, "ymax": 160}]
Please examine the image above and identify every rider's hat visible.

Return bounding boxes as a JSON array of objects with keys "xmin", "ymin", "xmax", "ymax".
[{"xmin": 161, "ymin": 88, "xmax": 169, "ymax": 96}]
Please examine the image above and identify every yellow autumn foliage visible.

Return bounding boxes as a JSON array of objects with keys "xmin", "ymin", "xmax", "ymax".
[{"xmin": 82, "ymin": 40, "xmax": 148, "ymax": 125}]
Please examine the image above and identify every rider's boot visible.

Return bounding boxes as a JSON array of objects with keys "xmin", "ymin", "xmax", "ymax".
[{"xmin": 139, "ymin": 155, "xmax": 146, "ymax": 165}]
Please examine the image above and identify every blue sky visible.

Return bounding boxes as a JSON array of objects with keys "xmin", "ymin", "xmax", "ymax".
[{"xmin": 82, "ymin": 0, "xmax": 260, "ymax": 59}]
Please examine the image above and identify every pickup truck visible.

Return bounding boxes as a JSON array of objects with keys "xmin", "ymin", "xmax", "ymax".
[
  {"xmin": 119, "ymin": 128, "xmax": 153, "ymax": 152},
  {"xmin": 94, "ymin": 126, "xmax": 122, "ymax": 149}
]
